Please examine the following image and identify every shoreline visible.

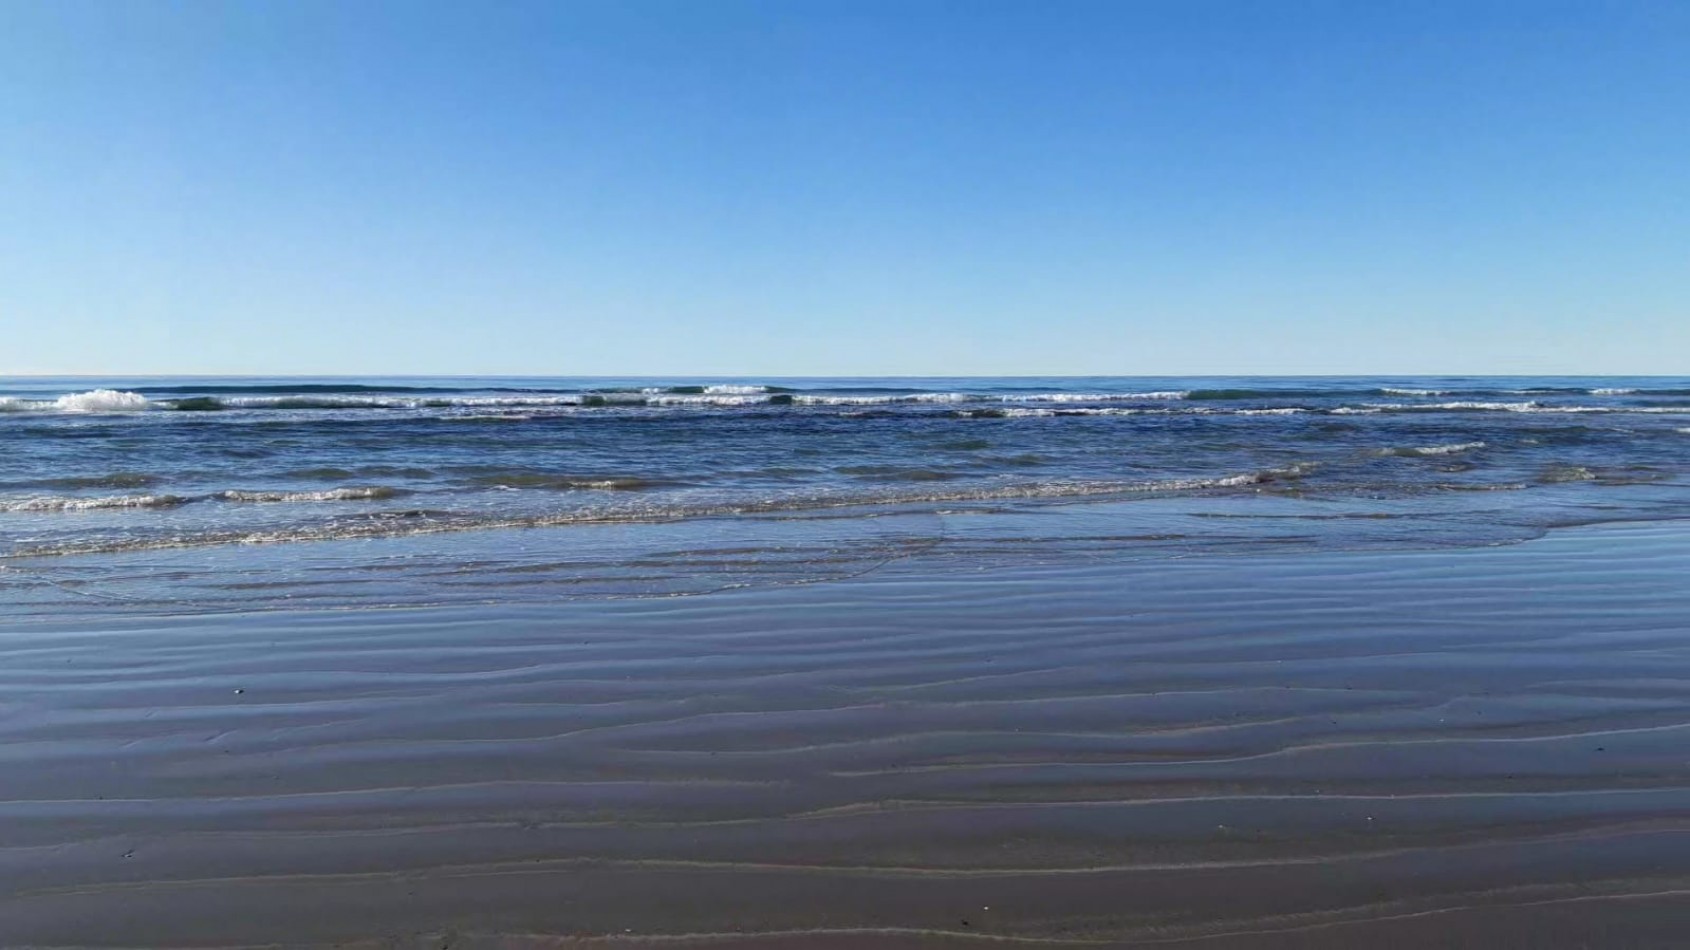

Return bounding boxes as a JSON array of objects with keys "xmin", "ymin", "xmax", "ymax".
[{"xmin": 7, "ymin": 486, "xmax": 1690, "ymax": 623}]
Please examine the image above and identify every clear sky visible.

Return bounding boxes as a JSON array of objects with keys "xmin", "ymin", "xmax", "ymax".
[{"xmin": 2, "ymin": 0, "xmax": 1685, "ymax": 376}]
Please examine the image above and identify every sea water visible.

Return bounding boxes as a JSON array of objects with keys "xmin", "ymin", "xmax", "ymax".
[{"xmin": 2, "ymin": 375, "xmax": 1687, "ymax": 615}]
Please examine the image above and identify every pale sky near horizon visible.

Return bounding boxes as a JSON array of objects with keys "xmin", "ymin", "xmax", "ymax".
[{"xmin": 2, "ymin": 0, "xmax": 1686, "ymax": 377}]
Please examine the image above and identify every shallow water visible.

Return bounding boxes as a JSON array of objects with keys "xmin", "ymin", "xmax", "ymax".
[
  {"xmin": 5, "ymin": 522, "xmax": 1690, "ymax": 946},
  {"xmin": 2, "ymin": 375, "xmax": 1688, "ymax": 616}
]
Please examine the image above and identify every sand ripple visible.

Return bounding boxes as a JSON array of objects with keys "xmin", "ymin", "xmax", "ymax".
[{"xmin": 5, "ymin": 524, "xmax": 1690, "ymax": 946}]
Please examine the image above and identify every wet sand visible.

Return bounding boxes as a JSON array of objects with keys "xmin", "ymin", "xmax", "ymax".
[{"xmin": 5, "ymin": 522, "xmax": 1690, "ymax": 947}]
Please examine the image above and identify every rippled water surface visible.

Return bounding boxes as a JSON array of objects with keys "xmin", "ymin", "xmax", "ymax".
[
  {"xmin": 3, "ymin": 375, "xmax": 1688, "ymax": 615},
  {"xmin": 7, "ymin": 523, "xmax": 1690, "ymax": 947}
]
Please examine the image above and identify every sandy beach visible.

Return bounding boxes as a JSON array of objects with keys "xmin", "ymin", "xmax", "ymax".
[{"xmin": 6, "ymin": 520, "xmax": 1690, "ymax": 947}]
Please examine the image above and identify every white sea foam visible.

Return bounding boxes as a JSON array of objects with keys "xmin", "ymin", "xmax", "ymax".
[
  {"xmin": 1380, "ymin": 441, "xmax": 1487, "ymax": 458},
  {"xmin": 794, "ymin": 393, "xmax": 971, "ymax": 406},
  {"xmin": 1367, "ymin": 403, "xmax": 1690, "ymax": 416},
  {"xmin": 983, "ymin": 402, "xmax": 1686, "ymax": 419},
  {"xmin": 154, "ymin": 390, "xmax": 1208, "ymax": 411},
  {"xmin": 1201, "ymin": 473, "xmax": 1267, "ymax": 488},
  {"xmin": 0, "ymin": 390, "xmax": 154, "ymax": 413},
  {"xmin": 14, "ymin": 386, "xmax": 1681, "ymax": 418},
  {"xmin": 217, "ymin": 394, "xmax": 592, "ymax": 410},
  {"xmin": 0, "ymin": 493, "xmax": 187, "ymax": 512},
  {"xmin": 702, "ymin": 384, "xmax": 770, "ymax": 395},
  {"xmin": 642, "ymin": 394, "xmax": 768, "ymax": 407},
  {"xmin": 1366, "ymin": 401, "xmax": 1543, "ymax": 413},
  {"xmin": 53, "ymin": 390, "xmax": 153, "ymax": 412},
  {"xmin": 1003, "ymin": 394, "xmax": 1095, "ymax": 403},
  {"xmin": 1419, "ymin": 401, "xmax": 1542, "ymax": 412},
  {"xmin": 996, "ymin": 407, "xmax": 1156, "ymax": 417},
  {"xmin": 217, "ymin": 487, "xmax": 405, "ymax": 503},
  {"xmin": 1417, "ymin": 440, "xmax": 1486, "ymax": 455},
  {"xmin": 221, "ymin": 396, "xmax": 382, "ymax": 409},
  {"xmin": 634, "ymin": 386, "xmax": 769, "ymax": 395},
  {"xmin": 991, "ymin": 406, "xmax": 1309, "ymax": 418},
  {"xmin": 1004, "ymin": 391, "xmax": 1189, "ymax": 403}
]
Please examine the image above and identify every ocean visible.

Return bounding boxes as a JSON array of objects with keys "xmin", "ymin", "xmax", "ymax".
[
  {"xmin": 3, "ymin": 374, "xmax": 1688, "ymax": 617},
  {"xmin": 9, "ymin": 375, "xmax": 1690, "ymax": 945}
]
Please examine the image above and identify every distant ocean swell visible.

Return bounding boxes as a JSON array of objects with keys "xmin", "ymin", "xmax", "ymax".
[{"xmin": 4, "ymin": 387, "xmax": 1690, "ymax": 415}]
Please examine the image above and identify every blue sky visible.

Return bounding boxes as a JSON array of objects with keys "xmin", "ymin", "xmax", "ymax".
[{"xmin": 2, "ymin": 0, "xmax": 1685, "ymax": 376}]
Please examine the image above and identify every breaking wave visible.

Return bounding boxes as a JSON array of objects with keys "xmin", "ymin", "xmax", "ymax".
[
  {"xmin": 0, "ymin": 493, "xmax": 188, "ymax": 512},
  {"xmin": 0, "ymin": 390, "xmax": 155, "ymax": 413},
  {"xmin": 1002, "ymin": 391, "xmax": 1190, "ymax": 403},
  {"xmin": 2, "ymin": 486, "xmax": 409, "ymax": 512},
  {"xmin": 6, "ymin": 381, "xmax": 1690, "ymax": 419},
  {"xmin": 7, "ymin": 390, "xmax": 1686, "ymax": 421},
  {"xmin": 1378, "ymin": 441, "xmax": 1487, "ymax": 458},
  {"xmin": 55, "ymin": 389, "xmax": 153, "ymax": 412},
  {"xmin": 217, "ymin": 487, "xmax": 411, "ymax": 503}
]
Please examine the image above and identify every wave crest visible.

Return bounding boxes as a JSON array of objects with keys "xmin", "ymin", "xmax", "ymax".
[
  {"xmin": 0, "ymin": 390, "xmax": 154, "ymax": 413},
  {"xmin": 217, "ymin": 487, "xmax": 409, "ymax": 503},
  {"xmin": 0, "ymin": 493, "xmax": 187, "ymax": 512},
  {"xmin": 1379, "ymin": 441, "xmax": 1487, "ymax": 457}
]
